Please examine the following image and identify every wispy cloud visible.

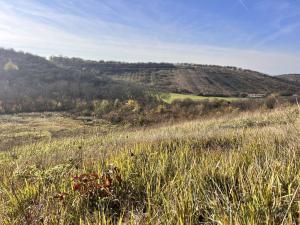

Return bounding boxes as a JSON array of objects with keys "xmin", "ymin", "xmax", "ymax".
[
  {"xmin": 249, "ymin": 0, "xmax": 300, "ymax": 50},
  {"xmin": 254, "ymin": 22, "xmax": 300, "ymax": 48},
  {"xmin": 0, "ymin": 0, "xmax": 299, "ymax": 74},
  {"xmin": 238, "ymin": 0, "xmax": 249, "ymax": 11}
]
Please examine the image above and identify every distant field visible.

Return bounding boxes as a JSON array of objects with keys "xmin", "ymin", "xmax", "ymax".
[{"xmin": 161, "ymin": 92, "xmax": 241, "ymax": 103}]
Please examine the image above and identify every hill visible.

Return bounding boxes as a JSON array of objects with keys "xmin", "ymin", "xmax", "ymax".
[
  {"xmin": 277, "ymin": 74, "xmax": 300, "ymax": 84},
  {"xmin": 1, "ymin": 48, "xmax": 300, "ymax": 114},
  {"xmin": 51, "ymin": 56, "xmax": 300, "ymax": 97},
  {"xmin": 0, "ymin": 49, "xmax": 149, "ymax": 113}
]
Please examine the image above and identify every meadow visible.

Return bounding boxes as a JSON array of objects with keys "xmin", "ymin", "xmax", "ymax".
[
  {"xmin": 161, "ymin": 93, "xmax": 241, "ymax": 104},
  {"xmin": 0, "ymin": 105, "xmax": 300, "ymax": 224}
]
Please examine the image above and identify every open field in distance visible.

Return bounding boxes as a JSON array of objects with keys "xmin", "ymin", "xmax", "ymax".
[{"xmin": 161, "ymin": 93, "xmax": 242, "ymax": 103}]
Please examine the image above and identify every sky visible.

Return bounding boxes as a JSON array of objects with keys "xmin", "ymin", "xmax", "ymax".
[{"xmin": 0, "ymin": 0, "xmax": 299, "ymax": 75}]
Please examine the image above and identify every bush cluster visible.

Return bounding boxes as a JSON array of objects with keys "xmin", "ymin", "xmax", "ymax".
[{"xmin": 73, "ymin": 95, "xmax": 299, "ymax": 126}]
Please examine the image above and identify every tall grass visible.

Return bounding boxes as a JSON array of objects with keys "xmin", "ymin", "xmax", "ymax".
[{"xmin": 0, "ymin": 107, "xmax": 299, "ymax": 224}]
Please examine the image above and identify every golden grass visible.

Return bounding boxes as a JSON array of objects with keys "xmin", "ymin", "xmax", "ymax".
[
  {"xmin": 0, "ymin": 112, "xmax": 116, "ymax": 152},
  {"xmin": 162, "ymin": 93, "xmax": 241, "ymax": 103},
  {"xmin": 0, "ymin": 107, "xmax": 300, "ymax": 224}
]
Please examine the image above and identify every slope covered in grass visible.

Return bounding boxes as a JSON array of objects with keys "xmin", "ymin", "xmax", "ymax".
[
  {"xmin": 161, "ymin": 92, "xmax": 241, "ymax": 103},
  {"xmin": 0, "ymin": 106, "xmax": 300, "ymax": 224},
  {"xmin": 278, "ymin": 74, "xmax": 300, "ymax": 84},
  {"xmin": 51, "ymin": 56, "xmax": 300, "ymax": 97}
]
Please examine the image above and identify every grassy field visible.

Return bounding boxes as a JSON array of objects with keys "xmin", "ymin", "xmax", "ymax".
[
  {"xmin": 161, "ymin": 93, "xmax": 241, "ymax": 103},
  {"xmin": 1, "ymin": 106, "xmax": 300, "ymax": 224},
  {"xmin": 0, "ymin": 113, "xmax": 117, "ymax": 152}
]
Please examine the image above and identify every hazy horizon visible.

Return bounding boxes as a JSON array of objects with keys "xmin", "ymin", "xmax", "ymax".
[{"xmin": 0, "ymin": 0, "xmax": 300, "ymax": 75}]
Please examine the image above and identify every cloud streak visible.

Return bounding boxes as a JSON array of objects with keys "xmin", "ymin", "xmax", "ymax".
[
  {"xmin": 0, "ymin": 0, "xmax": 299, "ymax": 75},
  {"xmin": 254, "ymin": 22, "xmax": 300, "ymax": 48},
  {"xmin": 238, "ymin": 0, "xmax": 249, "ymax": 11}
]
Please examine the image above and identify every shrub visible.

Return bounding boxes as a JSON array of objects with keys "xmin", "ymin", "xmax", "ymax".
[
  {"xmin": 125, "ymin": 99, "xmax": 140, "ymax": 112},
  {"xmin": 93, "ymin": 100, "xmax": 113, "ymax": 116},
  {"xmin": 265, "ymin": 95, "xmax": 277, "ymax": 109},
  {"xmin": 239, "ymin": 93, "xmax": 248, "ymax": 98},
  {"xmin": 105, "ymin": 111, "xmax": 122, "ymax": 124},
  {"xmin": 4, "ymin": 59, "xmax": 19, "ymax": 71}
]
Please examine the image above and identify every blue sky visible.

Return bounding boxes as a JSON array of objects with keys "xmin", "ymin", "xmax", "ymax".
[{"xmin": 0, "ymin": 0, "xmax": 299, "ymax": 74}]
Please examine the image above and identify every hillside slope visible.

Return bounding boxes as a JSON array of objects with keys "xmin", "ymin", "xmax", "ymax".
[
  {"xmin": 51, "ymin": 57, "xmax": 300, "ymax": 96},
  {"xmin": 1, "ymin": 107, "xmax": 300, "ymax": 223},
  {"xmin": 0, "ymin": 49, "xmax": 148, "ymax": 113},
  {"xmin": 277, "ymin": 74, "xmax": 300, "ymax": 84},
  {"xmin": 1, "ymin": 48, "xmax": 299, "ymax": 113}
]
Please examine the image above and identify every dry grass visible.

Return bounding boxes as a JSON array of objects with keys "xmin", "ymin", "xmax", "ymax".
[
  {"xmin": 0, "ymin": 106, "xmax": 300, "ymax": 224},
  {"xmin": 0, "ymin": 112, "xmax": 117, "ymax": 152}
]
